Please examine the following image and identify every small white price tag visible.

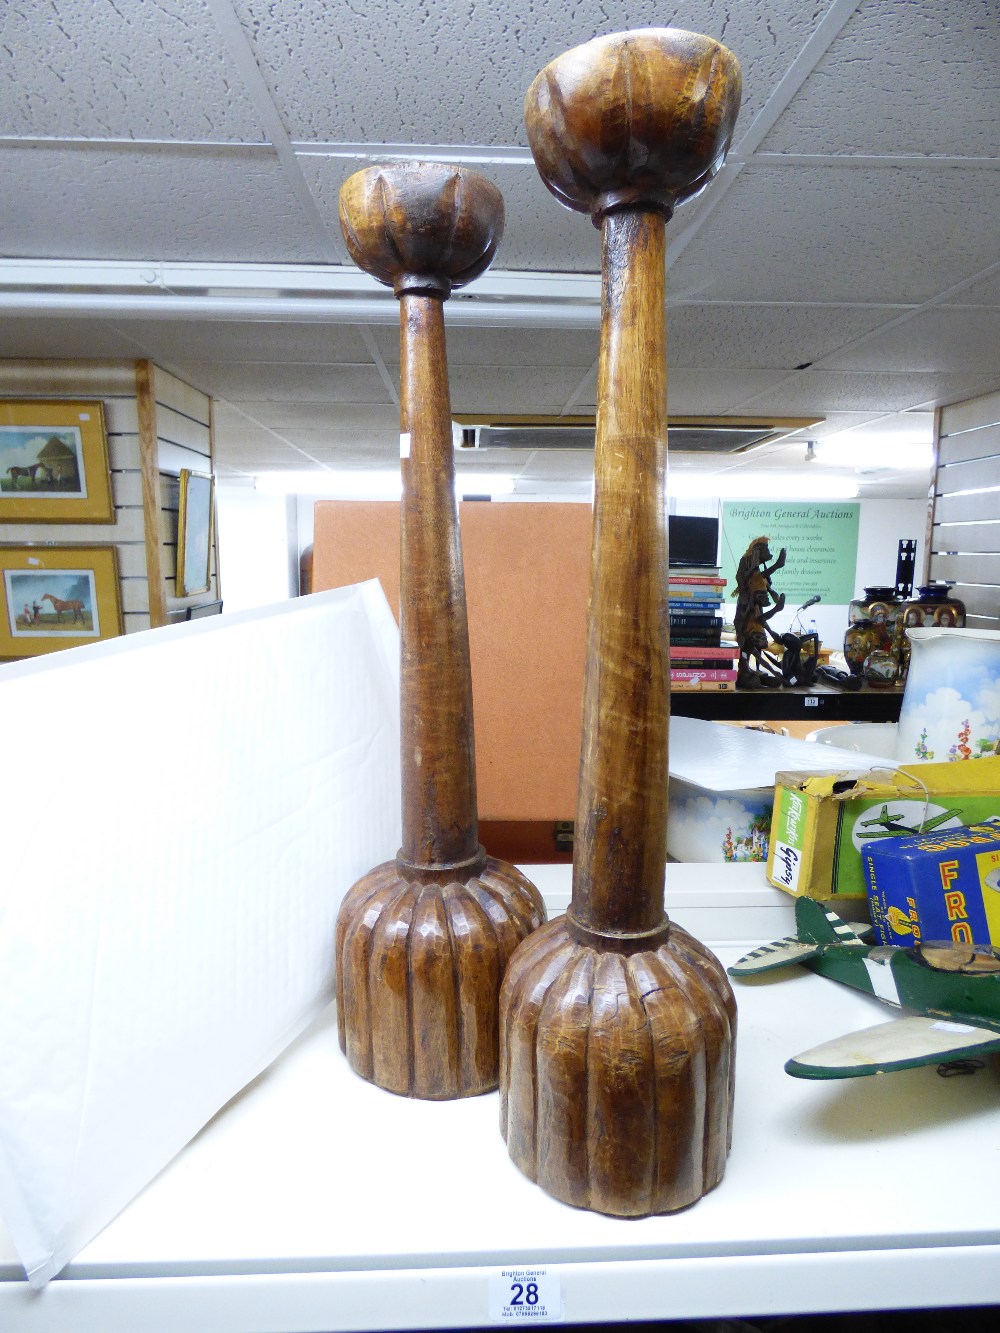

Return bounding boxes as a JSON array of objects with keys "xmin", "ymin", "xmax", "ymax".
[
  {"xmin": 400, "ymin": 431, "xmax": 411, "ymax": 459},
  {"xmin": 804, "ymin": 697, "xmax": 819, "ymax": 708},
  {"xmin": 489, "ymin": 1268, "xmax": 563, "ymax": 1323}
]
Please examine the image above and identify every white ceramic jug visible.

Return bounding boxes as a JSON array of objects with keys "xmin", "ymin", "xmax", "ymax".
[{"xmin": 897, "ymin": 627, "xmax": 1000, "ymax": 762}]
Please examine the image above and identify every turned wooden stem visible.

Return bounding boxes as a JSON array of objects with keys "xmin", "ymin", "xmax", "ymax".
[
  {"xmin": 570, "ymin": 208, "xmax": 669, "ymax": 945},
  {"xmin": 398, "ymin": 290, "xmax": 480, "ymax": 871}
]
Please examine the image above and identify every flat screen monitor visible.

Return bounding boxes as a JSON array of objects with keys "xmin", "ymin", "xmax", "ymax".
[{"xmin": 669, "ymin": 515, "xmax": 719, "ymax": 568}]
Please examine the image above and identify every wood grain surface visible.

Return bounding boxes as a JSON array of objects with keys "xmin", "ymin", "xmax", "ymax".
[
  {"xmin": 335, "ymin": 163, "xmax": 545, "ymax": 1099},
  {"xmin": 500, "ymin": 28, "xmax": 742, "ymax": 1211}
]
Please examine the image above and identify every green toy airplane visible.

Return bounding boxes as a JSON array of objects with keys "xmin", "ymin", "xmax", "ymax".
[
  {"xmin": 856, "ymin": 803, "xmax": 964, "ymax": 839},
  {"xmin": 729, "ymin": 896, "xmax": 1000, "ymax": 1079}
]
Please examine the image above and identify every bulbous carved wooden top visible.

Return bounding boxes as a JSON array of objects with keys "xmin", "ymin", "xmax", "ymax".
[
  {"xmin": 339, "ymin": 161, "xmax": 505, "ymax": 298},
  {"xmin": 524, "ymin": 28, "xmax": 742, "ymax": 222}
]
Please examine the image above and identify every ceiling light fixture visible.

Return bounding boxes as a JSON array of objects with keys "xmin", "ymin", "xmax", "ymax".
[{"xmin": 0, "ymin": 259, "xmax": 602, "ymax": 328}]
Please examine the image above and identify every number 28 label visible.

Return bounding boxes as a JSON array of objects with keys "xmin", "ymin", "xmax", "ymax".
[{"xmin": 489, "ymin": 1268, "xmax": 563, "ymax": 1322}]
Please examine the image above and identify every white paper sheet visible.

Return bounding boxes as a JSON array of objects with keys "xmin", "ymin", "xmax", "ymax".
[
  {"xmin": 669, "ymin": 715, "xmax": 889, "ymax": 792},
  {"xmin": 0, "ymin": 582, "xmax": 401, "ymax": 1286}
]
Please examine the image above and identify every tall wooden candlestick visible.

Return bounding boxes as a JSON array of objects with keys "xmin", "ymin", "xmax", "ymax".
[
  {"xmin": 499, "ymin": 30, "xmax": 742, "ymax": 1214},
  {"xmin": 335, "ymin": 162, "xmax": 545, "ymax": 1100}
]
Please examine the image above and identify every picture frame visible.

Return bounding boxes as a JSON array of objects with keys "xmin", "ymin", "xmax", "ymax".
[
  {"xmin": 0, "ymin": 545, "xmax": 124, "ymax": 658},
  {"xmin": 176, "ymin": 469, "xmax": 215, "ymax": 597},
  {"xmin": 0, "ymin": 400, "xmax": 114, "ymax": 523}
]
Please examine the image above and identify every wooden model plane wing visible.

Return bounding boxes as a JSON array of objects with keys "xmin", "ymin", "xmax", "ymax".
[
  {"xmin": 785, "ymin": 1014, "xmax": 1000, "ymax": 1079},
  {"xmin": 728, "ymin": 938, "xmax": 823, "ymax": 975}
]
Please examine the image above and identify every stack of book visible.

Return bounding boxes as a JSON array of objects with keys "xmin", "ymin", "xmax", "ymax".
[
  {"xmin": 669, "ymin": 644, "xmax": 738, "ymax": 690},
  {"xmin": 668, "ymin": 566, "xmax": 737, "ymax": 690}
]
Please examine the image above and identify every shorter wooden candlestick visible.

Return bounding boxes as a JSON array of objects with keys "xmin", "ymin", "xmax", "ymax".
[{"xmin": 335, "ymin": 162, "xmax": 545, "ymax": 1099}]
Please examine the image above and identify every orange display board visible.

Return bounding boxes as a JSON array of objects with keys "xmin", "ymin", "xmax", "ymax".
[{"xmin": 312, "ymin": 501, "xmax": 591, "ymax": 822}]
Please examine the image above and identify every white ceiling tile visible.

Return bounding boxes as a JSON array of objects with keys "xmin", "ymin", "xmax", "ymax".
[
  {"xmin": 209, "ymin": 419, "xmax": 287, "ymax": 454},
  {"xmin": 182, "ymin": 362, "xmax": 392, "ymax": 401},
  {"xmin": 448, "ymin": 364, "xmax": 597, "ymax": 413},
  {"xmin": 781, "ymin": 411, "xmax": 925, "ymax": 441},
  {"xmin": 583, "ymin": 370, "xmax": 792, "ymax": 416},
  {"xmin": 228, "ymin": 439, "xmax": 398, "ymax": 468},
  {"xmin": 276, "ymin": 428, "xmax": 397, "ymax": 451},
  {"xmin": 219, "ymin": 449, "xmax": 310, "ymax": 468},
  {"xmin": 665, "ymin": 304, "xmax": 900, "ymax": 370},
  {"xmin": 515, "ymin": 450, "xmax": 595, "ymax": 482},
  {"xmin": 820, "ymin": 308, "xmax": 1000, "ymax": 374},
  {"xmin": 944, "ymin": 270, "xmax": 1000, "ymax": 307},
  {"xmin": 1, "ymin": 0, "xmax": 267, "ymax": 141},
  {"xmin": 307, "ymin": 441, "xmax": 399, "ymax": 463},
  {"xmin": 456, "ymin": 448, "xmax": 593, "ymax": 483},
  {"xmin": 133, "ymin": 320, "xmax": 372, "ymax": 365},
  {"xmin": 234, "ymin": 0, "xmax": 822, "ymax": 146},
  {"xmin": 760, "ymin": 0, "xmax": 1000, "ymax": 156},
  {"xmin": 732, "ymin": 369, "xmax": 1000, "ymax": 415},
  {"xmin": 460, "ymin": 454, "xmax": 540, "ymax": 477},
  {"xmin": 216, "ymin": 402, "xmax": 401, "ymax": 430},
  {"xmin": 0, "ymin": 316, "xmax": 144, "ymax": 360},
  {"xmin": 669, "ymin": 163, "xmax": 1000, "ymax": 304},
  {"xmin": 368, "ymin": 324, "xmax": 599, "ymax": 369},
  {"xmin": 0, "ymin": 147, "xmax": 327, "ymax": 262}
]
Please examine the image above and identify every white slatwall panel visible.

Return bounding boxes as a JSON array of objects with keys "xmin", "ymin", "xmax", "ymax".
[
  {"xmin": 0, "ymin": 360, "xmax": 152, "ymax": 652},
  {"xmin": 932, "ymin": 392, "xmax": 1000, "ymax": 630}
]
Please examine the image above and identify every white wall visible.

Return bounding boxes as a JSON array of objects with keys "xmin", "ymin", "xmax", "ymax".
[{"xmin": 215, "ymin": 484, "xmax": 298, "ymax": 612}]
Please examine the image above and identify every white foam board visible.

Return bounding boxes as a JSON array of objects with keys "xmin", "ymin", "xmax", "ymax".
[{"xmin": 0, "ymin": 582, "xmax": 401, "ymax": 1286}]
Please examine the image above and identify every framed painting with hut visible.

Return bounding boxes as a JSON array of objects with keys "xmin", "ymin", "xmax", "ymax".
[
  {"xmin": 0, "ymin": 400, "xmax": 113, "ymax": 524},
  {"xmin": 176, "ymin": 469, "xmax": 215, "ymax": 597},
  {"xmin": 0, "ymin": 545, "xmax": 123, "ymax": 658}
]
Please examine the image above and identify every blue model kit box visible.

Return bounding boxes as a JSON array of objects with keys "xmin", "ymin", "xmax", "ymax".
[{"xmin": 864, "ymin": 821, "xmax": 1000, "ymax": 946}]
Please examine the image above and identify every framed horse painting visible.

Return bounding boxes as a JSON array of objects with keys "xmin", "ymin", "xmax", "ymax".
[
  {"xmin": 0, "ymin": 546, "xmax": 123, "ymax": 658},
  {"xmin": 0, "ymin": 400, "xmax": 114, "ymax": 524}
]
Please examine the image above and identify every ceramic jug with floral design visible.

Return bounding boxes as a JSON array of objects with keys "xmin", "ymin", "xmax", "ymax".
[{"xmin": 897, "ymin": 627, "xmax": 1000, "ymax": 762}]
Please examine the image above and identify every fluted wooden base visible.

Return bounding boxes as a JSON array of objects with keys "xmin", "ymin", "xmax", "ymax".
[
  {"xmin": 336, "ymin": 851, "xmax": 545, "ymax": 1099},
  {"xmin": 499, "ymin": 916, "xmax": 736, "ymax": 1216}
]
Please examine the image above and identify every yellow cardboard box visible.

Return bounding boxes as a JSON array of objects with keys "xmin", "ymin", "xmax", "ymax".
[{"xmin": 766, "ymin": 755, "xmax": 1000, "ymax": 900}]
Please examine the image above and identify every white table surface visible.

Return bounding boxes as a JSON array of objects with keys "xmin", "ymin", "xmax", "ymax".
[{"xmin": 3, "ymin": 864, "xmax": 1000, "ymax": 1331}]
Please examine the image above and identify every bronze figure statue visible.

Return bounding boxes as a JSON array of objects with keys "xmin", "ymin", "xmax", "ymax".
[{"xmin": 734, "ymin": 535, "xmax": 787, "ymax": 688}]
